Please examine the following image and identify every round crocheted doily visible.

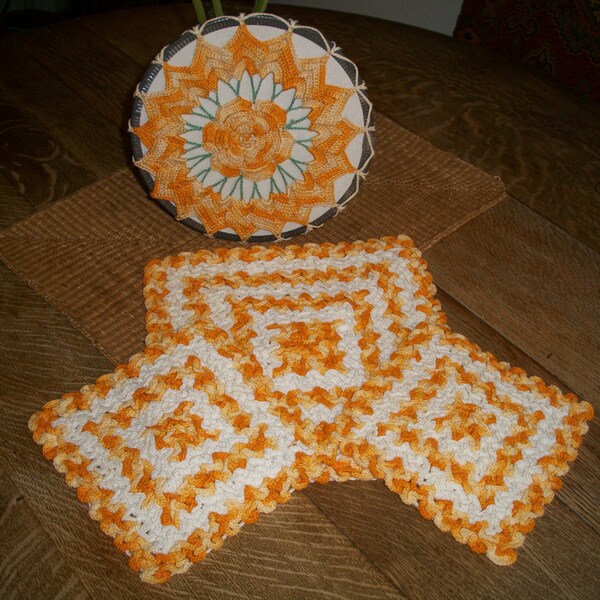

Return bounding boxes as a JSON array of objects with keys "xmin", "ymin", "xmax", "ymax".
[{"xmin": 130, "ymin": 13, "xmax": 374, "ymax": 242}]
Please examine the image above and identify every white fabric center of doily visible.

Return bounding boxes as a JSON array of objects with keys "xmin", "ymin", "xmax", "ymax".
[{"xmin": 181, "ymin": 70, "xmax": 317, "ymax": 203}]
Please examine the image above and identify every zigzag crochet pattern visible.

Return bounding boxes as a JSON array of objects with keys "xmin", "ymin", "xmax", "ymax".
[
  {"xmin": 30, "ymin": 236, "xmax": 593, "ymax": 583},
  {"xmin": 130, "ymin": 13, "xmax": 374, "ymax": 242}
]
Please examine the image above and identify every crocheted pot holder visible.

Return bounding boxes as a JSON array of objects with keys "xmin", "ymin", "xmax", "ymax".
[
  {"xmin": 144, "ymin": 236, "xmax": 445, "ymax": 481},
  {"xmin": 143, "ymin": 235, "xmax": 593, "ymax": 560},
  {"xmin": 130, "ymin": 13, "xmax": 374, "ymax": 242},
  {"xmin": 343, "ymin": 326, "xmax": 592, "ymax": 565},
  {"xmin": 30, "ymin": 236, "xmax": 593, "ymax": 583},
  {"xmin": 30, "ymin": 332, "xmax": 312, "ymax": 583}
]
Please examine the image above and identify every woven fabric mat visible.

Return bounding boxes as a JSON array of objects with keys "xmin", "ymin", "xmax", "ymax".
[{"xmin": 0, "ymin": 113, "xmax": 504, "ymax": 365}]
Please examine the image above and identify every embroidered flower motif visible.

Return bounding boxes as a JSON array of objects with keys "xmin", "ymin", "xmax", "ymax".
[
  {"xmin": 131, "ymin": 14, "xmax": 374, "ymax": 241},
  {"xmin": 182, "ymin": 72, "xmax": 315, "ymax": 203}
]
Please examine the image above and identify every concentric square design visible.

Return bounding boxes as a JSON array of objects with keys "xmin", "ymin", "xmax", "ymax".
[
  {"xmin": 31, "ymin": 236, "xmax": 593, "ymax": 583},
  {"xmin": 30, "ymin": 332, "xmax": 310, "ymax": 583},
  {"xmin": 264, "ymin": 317, "xmax": 349, "ymax": 379},
  {"xmin": 343, "ymin": 328, "xmax": 593, "ymax": 565},
  {"xmin": 144, "ymin": 236, "xmax": 444, "ymax": 477},
  {"xmin": 234, "ymin": 292, "xmax": 368, "ymax": 393},
  {"xmin": 144, "ymin": 236, "xmax": 442, "ymax": 347}
]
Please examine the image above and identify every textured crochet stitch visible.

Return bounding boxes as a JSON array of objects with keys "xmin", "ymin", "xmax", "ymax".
[
  {"xmin": 130, "ymin": 13, "xmax": 374, "ymax": 242},
  {"xmin": 30, "ymin": 236, "xmax": 593, "ymax": 583}
]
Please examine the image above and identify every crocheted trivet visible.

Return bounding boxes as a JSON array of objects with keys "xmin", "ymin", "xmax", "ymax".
[
  {"xmin": 144, "ymin": 236, "xmax": 445, "ymax": 481},
  {"xmin": 130, "ymin": 13, "xmax": 374, "ymax": 242},
  {"xmin": 30, "ymin": 236, "xmax": 593, "ymax": 583},
  {"xmin": 30, "ymin": 332, "xmax": 310, "ymax": 583},
  {"xmin": 343, "ymin": 326, "xmax": 592, "ymax": 565}
]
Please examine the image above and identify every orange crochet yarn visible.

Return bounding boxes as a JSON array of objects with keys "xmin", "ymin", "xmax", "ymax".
[
  {"xmin": 130, "ymin": 13, "xmax": 374, "ymax": 241},
  {"xmin": 30, "ymin": 236, "xmax": 593, "ymax": 583}
]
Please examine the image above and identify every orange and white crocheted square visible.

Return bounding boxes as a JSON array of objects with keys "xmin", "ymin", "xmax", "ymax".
[
  {"xmin": 143, "ymin": 236, "xmax": 445, "ymax": 479},
  {"xmin": 30, "ymin": 235, "xmax": 593, "ymax": 582},
  {"xmin": 142, "ymin": 234, "xmax": 592, "ymax": 564},
  {"xmin": 340, "ymin": 327, "xmax": 592, "ymax": 565},
  {"xmin": 29, "ymin": 333, "xmax": 312, "ymax": 583}
]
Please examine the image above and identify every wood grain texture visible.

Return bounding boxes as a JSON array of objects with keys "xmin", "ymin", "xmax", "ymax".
[
  {"xmin": 82, "ymin": 4, "xmax": 197, "ymax": 68},
  {"xmin": 0, "ymin": 174, "xmax": 33, "ymax": 230},
  {"xmin": 0, "ymin": 263, "xmax": 405, "ymax": 600},
  {"xmin": 0, "ymin": 102, "xmax": 98, "ymax": 208},
  {"xmin": 423, "ymin": 197, "xmax": 600, "ymax": 402},
  {"xmin": 20, "ymin": 23, "xmax": 145, "ymax": 130},
  {"xmin": 0, "ymin": 35, "xmax": 125, "ymax": 180},
  {"xmin": 263, "ymin": 6, "xmax": 600, "ymax": 252},
  {"xmin": 0, "ymin": 462, "xmax": 89, "ymax": 600},
  {"xmin": 305, "ymin": 480, "xmax": 600, "ymax": 600}
]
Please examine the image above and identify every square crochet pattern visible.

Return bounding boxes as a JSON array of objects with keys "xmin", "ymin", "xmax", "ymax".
[
  {"xmin": 30, "ymin": 236, "xmax": 593, "ymax": 582},
  {"xmin": 143, "ymin": 236, "xmax": 445, "ymax": 480},
  {"xmin": 342, "ymin": 326, "xmax": 592, "ymax": 565},
  {"xmin": 30, "ymin": 332, "xmax": 312, "ymax": 583}
]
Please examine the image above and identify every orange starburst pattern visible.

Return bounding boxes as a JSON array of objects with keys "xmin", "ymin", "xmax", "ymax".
[
  {"xmin": 145, "ymin": 400, "xmax": 220, "ymax": 462},
  {"xmin": 131, "ymin": 14, "xmax": 374, "ymax": 241},
  {"xmin": 267, "ymin": 320, "xmax": 347, "ymax": 377},
  {"xmin": 433, "ymin": 394, "xmax": 497, "ymax": 450}
]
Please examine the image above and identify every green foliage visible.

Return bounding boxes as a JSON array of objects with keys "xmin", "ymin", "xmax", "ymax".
[{"xmin": 192, "ymin": 1, "xmax": 270, "ymax": 24}]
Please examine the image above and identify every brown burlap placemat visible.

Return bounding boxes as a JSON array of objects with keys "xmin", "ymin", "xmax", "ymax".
[{"xmin": 0, "ymin": 113, "xmax": 504, "ymax": 365}]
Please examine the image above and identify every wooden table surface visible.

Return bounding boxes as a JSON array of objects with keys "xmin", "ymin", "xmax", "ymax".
[{"xmin": 1, "ymin": 3, "xmax": 598, "ymax": 599}]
